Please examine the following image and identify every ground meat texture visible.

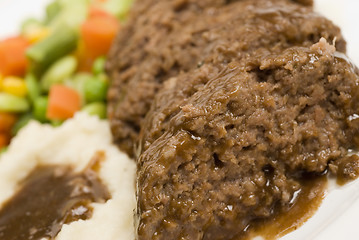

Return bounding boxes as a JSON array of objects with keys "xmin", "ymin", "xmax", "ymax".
[
  {"xmin": 137, "ymin": 41, "xmax": 359, "ymax": 240},
  {"xmin": 106, "ymin": 0, "xmax": 359, "ymax": 238},
  {"xmin": 106, "ymin": 0, "xmax": 345, "ymax": 156}
]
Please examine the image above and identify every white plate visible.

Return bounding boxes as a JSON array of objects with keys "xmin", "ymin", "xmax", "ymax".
[{"xmin": 0, "ymin": 0, "xmax": 358, "ymax": 239}]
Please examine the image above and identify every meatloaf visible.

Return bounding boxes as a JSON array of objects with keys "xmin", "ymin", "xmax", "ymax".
[
  {"xmin": 106, "ymin": 0, "xmax": 359, "ymax": 239},
  {"xmin": 137, "ymin": 39, "xmax": 359, "ymax": 239},
  {"xmin": 106, "ymin": 0, "xmax": 345, "ymax": 156}
]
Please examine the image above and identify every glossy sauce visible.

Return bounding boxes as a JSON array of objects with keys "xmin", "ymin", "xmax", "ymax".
[
  {"xmin": 0, "ymin": 152, "xmax": 110, "ymax": 240},
  {"xmin": 243, "ymin": 174, "xmax": 327, "ymax": 240}
]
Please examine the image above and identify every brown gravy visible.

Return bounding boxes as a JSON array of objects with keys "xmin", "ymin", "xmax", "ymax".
[
  {"xmin": 243, "ymin": 174, "xmax": 328, "ymax": 240},
  {"xmin": 0, "ymin": 153, "xmax": 110, "ymax": 240}
]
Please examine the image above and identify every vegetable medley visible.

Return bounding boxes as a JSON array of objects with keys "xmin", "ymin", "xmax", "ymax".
[{"xmin": 0, "ymin": 0, "xmax": 133, "ymax": 151}]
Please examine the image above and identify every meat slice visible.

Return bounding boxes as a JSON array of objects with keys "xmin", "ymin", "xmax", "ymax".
[
  {"xmin": 137, "ymin": 41, "xmax": 359, "ymax": 239},
  {"xmin": 106, "ymin": 0, "xmax": 345, "ymax": 156},
  {"xmin": 106, "ymin": 0, "xmax": 359, "ymax": 239}
]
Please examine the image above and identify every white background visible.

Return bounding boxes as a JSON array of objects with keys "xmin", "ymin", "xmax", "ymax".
[{"xmin": 0, "ymin": 0, "xmax": 358, "ymax": 239}]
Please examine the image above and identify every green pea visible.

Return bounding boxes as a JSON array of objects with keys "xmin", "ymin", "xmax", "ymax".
[
  {"xmin": 51, "ymin": 119, "xmax": 64, "ymax": 127},
  {"xmin": 33, "ymin": 97, "xmax": 49, "ymax": 123},
  {"xmin": 84, "ymin": 75, "xmax": 108, "ymax": 103},
  {"xmin": 82, "ymin": 102, "xmax": 107, "ymax": 119},
  {"xmin": 92, "ymin": 57, "xmax": 106, "ymax": 75}
]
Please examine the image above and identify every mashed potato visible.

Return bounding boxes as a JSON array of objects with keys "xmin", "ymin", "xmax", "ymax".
[{"xmin": 0, "ymin": 113, "xmax": 136, "ymax": 240}]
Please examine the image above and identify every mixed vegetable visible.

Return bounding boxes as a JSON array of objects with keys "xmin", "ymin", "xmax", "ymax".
[{"xmin": 0, "ymin": 0, "xmax": 133, "ymax": 151}]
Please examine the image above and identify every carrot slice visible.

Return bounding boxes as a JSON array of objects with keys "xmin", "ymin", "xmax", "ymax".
[
  {"xmin": 0, "ymin": 36, "xmax": 29, "ymax": 77},
  {"xmin": 93, "ymin": 0, "xmax": 108, "ymax": 4},
  {"xmin": 46, "ymin": 85, "xmax": 81, "ymax": 120},
  {"xmin": 81, "ymin": 13, "xmax": 119, "ymax": 58},
  {"xmin": 0, "ymin": 112, "xmax": 17, "ymax": 133},
  {"xmin": 88, "ymin": 7, "xmax": 111, "ymax": 18}
]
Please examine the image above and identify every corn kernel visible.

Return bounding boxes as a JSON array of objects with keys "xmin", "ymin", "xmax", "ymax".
[
  {"xmin": 27, "ymin": 28, "xmax": 50, "ymax": 44},
  {"xmin": 3, "ymin": 77, "xmax": 27, "ymax": 97}
]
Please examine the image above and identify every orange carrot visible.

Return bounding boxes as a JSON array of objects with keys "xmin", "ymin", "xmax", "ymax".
[
  {"xmin": 0, "ymin": 36, "xmax": 29, "ymax": 77},
  {"xmin": 92, "ymin": 0, "xmax": 108, "ymax": 6},
  {"xmin": 88, "ymin": 7, "xmax": 110, "ymax": 18},
  {"xmin": 0, "ymin": 112, "xmax": 17, "ymax": 133},
  {"xmin": 0, "ymin": 133, "xmax": 9, "ymax": 148},
  {"xmin": 46, "ymin": 85, "xmax": 81, "ymax": 120},
  {"xmin": 81, "ymin": 12, "xmax": 119, "ymax": 58}
]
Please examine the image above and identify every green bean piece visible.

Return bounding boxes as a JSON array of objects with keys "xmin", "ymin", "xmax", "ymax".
[
  {"xmin": 49, "ymin": 0, "xmax": 89, "ymax": 30},
  {"xmin": 26, "ymin": 24, "xmax": 78, "ymax": 75},
  {"xmin": 41, "ymin": 55, "xmax": 78, "ymax": 91},
  {"xmin": 45, "ymin": 1, "xmax": 62, "ymax": 24},
  {"xmin": 21, "ymin": 18, "xmax": 43, "ymax": 37},
  {"xmin": 25, "ymin": 74, "xmax": 41, "ymax": 104},
  {"xmin": 103, "ymin": 0, "xmax": 134, "ymax": 20},
  {"xmin": 92, "ymin": 57, "xmax": 106, "ymax": 75},
  {"xmin": 11, "ymin": 113, "xmax": 33, "ymax": 135},
  {"xmin": 84, "ymin": 75, "xmax": 109, "ymax": 103},
  {"xmin": 0, "ymin": 93, "xmax": 30, "ymax": 113},
  {"xmin": 82, "ymin": 102, "xmax": 107, "ymax": 119},
  {"xmin": 33, "ymin": 97, "xmax": 49, "ymax": 123}
]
